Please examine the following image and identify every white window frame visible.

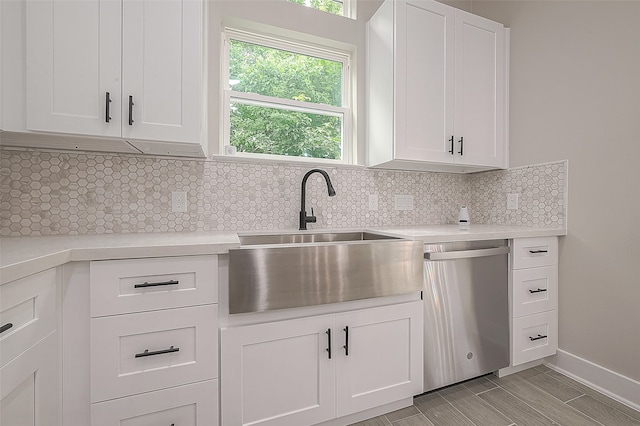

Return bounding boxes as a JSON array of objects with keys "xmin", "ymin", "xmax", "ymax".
[
  {"xmin": 290, "ymin": 0, "xmax": 354, "ymax": 19},
  {"xmin": 222, "ymin": 28, "xmax": 353, "ymax": 165}
]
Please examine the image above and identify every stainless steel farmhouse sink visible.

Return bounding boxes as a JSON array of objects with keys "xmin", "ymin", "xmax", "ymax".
[{"xmin": 228, "ymin": 231, "xmax": 423, "ymax": 314}]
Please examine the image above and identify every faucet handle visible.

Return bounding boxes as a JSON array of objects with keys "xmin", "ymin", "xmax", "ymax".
[{"xmin": 311, "ymin": 207, "xmax": 314, "ymax": 217}]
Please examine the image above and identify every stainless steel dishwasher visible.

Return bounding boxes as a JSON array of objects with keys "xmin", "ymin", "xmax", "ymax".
[{"xmin": 422, "ymin": 240, "xmax": 510, "ymax": 392}]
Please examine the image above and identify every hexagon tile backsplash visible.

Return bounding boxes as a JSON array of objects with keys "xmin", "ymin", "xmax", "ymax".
[{"xmin": 0, "ymin": 148, "xmax": 566, "ymax": 236}]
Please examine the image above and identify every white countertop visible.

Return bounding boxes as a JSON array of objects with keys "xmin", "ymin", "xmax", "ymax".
[
  {"xmin": 0, "ymin": 225, "xmax": 565, "ymax": 285},
  {"xmin": 0, "ymin": 231, "xmax": 240, "ymax": 284}
]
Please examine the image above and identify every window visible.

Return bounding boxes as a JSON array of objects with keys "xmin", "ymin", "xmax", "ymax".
[
  {"xmin": 223, "ymin": 29, "xmax": 352, "ymax": 163},
  {"xmin": 287, "ymin": 0, "xmax": 351, "ymax": 18}
]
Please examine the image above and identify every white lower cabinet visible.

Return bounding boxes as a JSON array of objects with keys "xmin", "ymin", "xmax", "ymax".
[
  {"xmin": 221, "ymin": 302, "xmax": 423, "ymax": 426},
  {"xmin": 91, "ymin": 379, "xmax": 218, "ymax": 426},
  {"xmin": 507, "ymin": 237, "xmax": 559, "ymax": 368},
  {"xmin": 0, "ymin": 332, "xmax": 60, "ymax": 426}
]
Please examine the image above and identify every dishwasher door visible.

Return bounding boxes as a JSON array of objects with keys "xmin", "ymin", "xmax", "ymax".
[{"xmin": 423, "ymin": 241, "xmax": 510, "ymax": 392}]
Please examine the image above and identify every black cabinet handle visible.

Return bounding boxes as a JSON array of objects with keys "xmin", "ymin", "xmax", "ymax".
[
  {"xmin": 134, "ymin": 280, "xmax": 179, "ymax": 289},
  {"xmin": 105, "ymin": 92, "xmax": 112, "ymax": 123},
  {"xmin": 529, "ymin": 288, "xmax": 548, "ymax": 294},
  {"xmin": 326, "ymin": 328, "xmax": 332, "ymax": 359},
  {"xmin": 529, "ymin": 249, "xmax": 548, "ymax": 254},
  {"xmin": 128, "ymin": 95, "xmax": 135, "ymax": 125},
  {"xmin": 529, "ymin": 334, "xmax": 547, "ymax": 342},
  {"xmin": 0, "ymin": 323, "xmax": 13, "ymax": 334},
  {"xmin": 343, "ymin": 326, "xmax": 349, "ymax": 356},
  {"xmin": 135, "ymin": 345, "xmax": 179, "ymax": 358},
  {"xmin": 458, "ymin": 136, "xmax": 464, "ymax": 155},
  {"xmin": 448, "ymin": 136, "xmax": 454, "ymax": 155}
]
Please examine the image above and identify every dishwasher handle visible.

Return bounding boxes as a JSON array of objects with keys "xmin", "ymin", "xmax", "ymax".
[{"xmin": 424, "ymin": 246, "xmax": 510, "ymax": 261}]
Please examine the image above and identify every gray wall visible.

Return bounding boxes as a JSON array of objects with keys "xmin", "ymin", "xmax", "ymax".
[{"xmin": 472, "ymin": 0, "xmax": 640, "ymax": 381}]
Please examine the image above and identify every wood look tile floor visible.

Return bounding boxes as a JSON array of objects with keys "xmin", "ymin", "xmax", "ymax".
[{"xmin": 351, "ymin": 365, "xmax": 640, "ymax": 426}]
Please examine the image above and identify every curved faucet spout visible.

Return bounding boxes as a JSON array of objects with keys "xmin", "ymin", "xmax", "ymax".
[{"xmin": 300, "ymin": 169, "xmax": 336, "ymax": 230}]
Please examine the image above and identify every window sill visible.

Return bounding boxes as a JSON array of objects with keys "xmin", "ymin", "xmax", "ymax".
[{"xmin": 211, "ymin": 153, "xmax": 366, "ymax": 170}]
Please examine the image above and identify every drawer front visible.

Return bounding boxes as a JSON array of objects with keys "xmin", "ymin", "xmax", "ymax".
[
  {"xmin": 90, "ymin": 255, "xmax": 217, "ymax": 317},
  {"xmin": 91, "ymin": 304, "xmax": 218, "ymax": 402},
  {"xmin": 512, "ymin": 310, "xmax": 558, "ymax": 366},
  {"xmin": 91, "ymin": 379, "xmax": 218, "ymax": 426},
  {"xmin": 511, "ymin": 266, "xmax": 557, "ymax": 317},
  {"xmin": 511, "ymin": 237, "xmax": 558, "ymax": 270},
  {"xmin": 1, "ymin": 268, "xmax": 57, "ymax": 368}
]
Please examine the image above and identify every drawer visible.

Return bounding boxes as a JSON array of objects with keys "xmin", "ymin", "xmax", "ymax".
[
  {"xmin": 91, "ymin": 379, "xmax": 218, "ymax": 426},
  {"xmin": 511, "ymin": 265, "xmax": 557, "ymax": 317},
  {"xmin": 90, "ymin": 304, "xmax": 218, "ymax": 402},
  {"xmin": 90, "ymin": 255, "xmax": 217, "ymax": 317},
  {"xmin": 512, "ymin": 310, "xmax": 558, "ymax": 366},
  {"xmin": 511, "ymin": 237, "xmax": 558, "ymax": 269},
  {"xmin": 1, "ymin": 268, "xmax": 57, "ymax": 368}
]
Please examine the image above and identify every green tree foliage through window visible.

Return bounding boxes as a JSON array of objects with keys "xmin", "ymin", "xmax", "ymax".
[
  {"xmin": 228, "ymin": 39, "xmax": 345, "ymax": 160},
  {"xmin": 288, "ymin": 0, "xmax": 344, "ymax": 16}
]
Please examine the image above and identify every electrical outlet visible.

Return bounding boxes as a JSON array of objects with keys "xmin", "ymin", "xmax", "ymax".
[
  {"xmin": 394, "ymin": 195, "xmax": 414, "ymax": 211},
  {"xmin": 172, "ymin": 191, "xmax": 187, "ymax": 213},
  {"xmin": 368, "ymin": 194, "xmax": 378, "ymax": 211},
  {"xmin": 507, "ymin": 193, "xmax": 519, "ymax": 210}
]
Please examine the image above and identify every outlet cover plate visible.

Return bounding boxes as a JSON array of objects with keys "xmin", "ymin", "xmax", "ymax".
[
  {"xmin": 368, "ymin": 194, "xmax": 378, "ymax": 211},
  {"xmin": 507, "ymin": 193, "xmax": 519, "ymax": 210},
  {"xmin": 172, "ymin": 191, "xmax": 187, "ymax": 213},
  {"xmin": 394, "ymin": 195, "xmax": 414, "ymax": 211}
]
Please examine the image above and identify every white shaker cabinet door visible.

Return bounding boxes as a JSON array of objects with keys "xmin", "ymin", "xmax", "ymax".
[
  {"xmin": 0, "ymin": 333, "xmax": 60, "ymax": 426},
  {"xmin": 221, "ymin": 315, "xmax": 336, "ymax": 426},
  {"xmin": 335, "ymin": 302, "xmax": 423, "ymax": 417},
  {"xmin": 121, "ymin": 0, "xmax": 203, "ymax": 144},
  {"xmin": 26, "ymin": 0, "xmax": 122, "ymax": 137},
  {"xmin": 398, "ymin": 0, "xmax": 455, "ymax": 164},
  {"xmin": 453, "ymin": 9, "xmax": 506, "ymax": 168}
]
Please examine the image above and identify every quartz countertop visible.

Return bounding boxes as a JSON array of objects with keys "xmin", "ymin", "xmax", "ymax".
[{"xmin": 0, "ymin": 225, "xmax": 565, "ymax": 285}]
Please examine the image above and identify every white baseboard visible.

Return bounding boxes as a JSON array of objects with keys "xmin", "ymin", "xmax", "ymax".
[
  {"xmin": 545, "ymin": 349, "xmax": 640, "ymax": 412},
  {"xmin": 496, "ymin": 359, "xmax": 543, "ymax": 378}
]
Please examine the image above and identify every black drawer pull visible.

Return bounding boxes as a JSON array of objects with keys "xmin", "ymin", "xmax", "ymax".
[
  {"xmin": 448, "ymin": 135, "xmax": 454, "ymax": 154},
  {"xmin": 343, "ymin": 326, "xmax": 349, "ymax": 356},
  {"xmin": 458, "ymin": 136, "xmax": 464, "ymax": 155},
  {"xmin": 529, "ymin": 334, "xmax": 547, "ymax": 342},
  {"xmin": 134, "ymin": 280, "xmax": 179, "ymax": 289},
  {"xmin": 529, "ymin": 288, "xmax": 548, "ymax": 294},
  {"xmin": 135, "ymin": 345, "xmax": 179, "ymax": 358},
  {"xmin": 0, "ymin": 323, "xmax": 13, "ymax": 334},
  {"xmin": 529, "ymin": 249, "xmax": 548, "ymax": 254},
  {"xmin": 326, "ymin": 328, "xmax": 332, "ymax": 359}
]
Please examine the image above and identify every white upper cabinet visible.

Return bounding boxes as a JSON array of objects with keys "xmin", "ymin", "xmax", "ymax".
[
  {"xmin": 26, "ymin": 0, "xmax": 204, "ymax": 151},
  {"xmin": 26, "ymin": 0, "xmax": 121, "ymax": 137},
  {"xmin": 368, "ymin": 0, "xmax": 508, "ymax": 173}
]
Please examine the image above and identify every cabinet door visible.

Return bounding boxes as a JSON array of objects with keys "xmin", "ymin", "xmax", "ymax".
[
  {"xmin": 335, "ymin": 302, "xmax": 423, "ymax": 417},
  {"xmin": 453, "ymin": 10, "xmax": 506, "ymax": 168},
  {"xmin": 0, "ymin": 332, "xmax": 60, "ymax": 426},
  {"xmin": 121, "ymin": 0, "xmax": 202, "ymax": 144},
  {"xmin": 26, "ymin": 0, "xmax": 121, "ymax": 137},
  {"xmin": 397, "ymin": 0, "xmax": 455, "ymax": 164},
  {"xmin": 221, "ymin": 315, "xmax": 335, "ymax": 426}
]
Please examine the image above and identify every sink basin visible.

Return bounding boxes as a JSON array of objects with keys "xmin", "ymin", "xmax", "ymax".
[
  {"xmin": 228, "ymin": 231, "xmax": 423, "ymax": 314},
  {"xmin": 238, "ymin": 231, "xmax": 399, "ymax": 245}
]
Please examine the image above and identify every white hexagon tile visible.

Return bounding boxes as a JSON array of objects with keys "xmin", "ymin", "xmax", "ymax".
[{"xmin": 0, "ymin": 148, "xmax": 566, "ymax": 236}]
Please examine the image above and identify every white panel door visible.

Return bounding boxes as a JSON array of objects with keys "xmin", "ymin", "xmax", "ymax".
[
  {"xmin": 221, "ymin": 315, "xmax": 336, "ymax": 426},
  {"xmin": 0, "ymin": 333, "xmax": 60, "ymax": 426},
  {"xmin": 335, "ymin": 302, "xmax": 423, "ymax": 417},
  {"xmin": 397, "ymin": 0, "xmax": 454, "ymax": 163},
  {"xmin": 121, "ymin": 0, "xmax": 202, "ymax": 144},
  {"xmin": 26, "ymin": 0, "xmax": 121, "ymax": 137},
  {"xmin": 453, "ymin": 9, "xmax": 505, "ymax": 168}
]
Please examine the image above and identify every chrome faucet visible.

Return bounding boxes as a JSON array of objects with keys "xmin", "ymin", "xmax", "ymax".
[{"xmin": 299, "ymin": 169, "xmax": 336, "ymax": 230}]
